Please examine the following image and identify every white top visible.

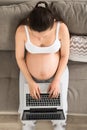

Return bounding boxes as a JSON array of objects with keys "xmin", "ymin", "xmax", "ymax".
[{"xmin": 24, "ymin": 22, "xmax": 61, "ymax": 54}]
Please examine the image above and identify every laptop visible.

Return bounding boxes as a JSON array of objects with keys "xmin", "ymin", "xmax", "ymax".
[{"xmin": 21, "ymin": 83, "xmax": 65, "ymax": 122}]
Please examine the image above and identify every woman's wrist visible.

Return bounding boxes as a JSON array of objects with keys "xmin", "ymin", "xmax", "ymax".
[
  {"xmin": 53, "ymin": 76, "xmax": 60, "ymax": 83},
  {"xmin": 27, "ymin": 78, "xmax": 36, "ymax": 86}
]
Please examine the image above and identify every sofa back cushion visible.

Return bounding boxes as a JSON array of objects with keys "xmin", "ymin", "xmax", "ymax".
[
  {"xmin": 0, "ymin": 2, "xmax": 34, "ymax": 51},
  {"xmin": 50, "ymin": 1, "xmax": 87, "ymax": 35},
  {"xmin": 0, "ymin": 0, "xmax": 87, "ymax": 50}
]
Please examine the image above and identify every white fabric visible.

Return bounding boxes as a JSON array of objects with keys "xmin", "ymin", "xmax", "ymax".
[
  {"xmin": 22, "ymin": 124, "xmax": 35, "ymax": 130},
  {"xmin": 18, "ymin": 66, "xmax": 69, "ymax": 127},
  {"xmin": 53, "ymin": 124, "xmax": 65, "ymax": 130},
  {"xmin": 24, "ymin": 22, "xmax": 61, "ymax": 54}
]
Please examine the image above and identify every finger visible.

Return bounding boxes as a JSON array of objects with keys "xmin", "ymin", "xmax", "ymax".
[
  {"xmin": 47, "ymin": 85, "xmax": 51, "ymax": 93},
  {"xmin": 54, "ymin": 92, "xmax": 60, "ymax": 98},
  {"xmin": 36, "ymin": 89, "xmax": 40, "ymax": 99},
  {"xmin": 36, "ymin": 88, "xmax": 41, "ymax": 99},
  {"xmin": 34, "ymin": 93, "xmax": 38, "ymax": 99},
  {"xmin": 31, "ymin": 94, "xmax": 35, "ymax": 99},
  {"xmin": 31, "ymin": 91, "xmax": 38, "ymax": 99},
  {"xmin": 51, "ymin": 92, "xmax": 58, "ymax": 98},
  {"xmin": 38, "ymin": 87, "xmax": 41, "ymax": 96},
  {"xmin": 30, "ymin": 90, "xmax": 36, "ymax": 99},
  {"xmin": 49, "ymin": 89, "xmax": 58, "ymax": 98},
  {"xmin": 49, "ymin": 90, "xmax": 54, "ymax": 98},
  {"xmin": 38, "ymin": 87, "xmax": 40, "ymax": 93}
]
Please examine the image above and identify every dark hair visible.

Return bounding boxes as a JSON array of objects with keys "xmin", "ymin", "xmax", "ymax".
[{"xmin": 21, "ymin": 1, "xmax": 55, "ymax": 32}]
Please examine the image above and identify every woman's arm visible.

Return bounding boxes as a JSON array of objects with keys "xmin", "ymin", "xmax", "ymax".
[
  {"xmin": 15, "ymin": 26, "xmax": 40, "ymax": 99},
  {"xmin": 48, "ymin": 23, "xmax": 70, "ymax": 98},
  {"xmin": 54, "ymin": 22, "xmax": 70, "ymax": 81},
  {"xmin": 15, "ymin": 26, "xmax": 34, "ymax": 84}
]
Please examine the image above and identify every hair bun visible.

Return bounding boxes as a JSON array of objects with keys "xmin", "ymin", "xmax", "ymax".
[{"xmin": 35, "ymin": 1, "xmax": 48, "ymax": 8}]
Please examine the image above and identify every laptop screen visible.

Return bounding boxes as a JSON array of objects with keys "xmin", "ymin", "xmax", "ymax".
[{"xmin": 22, "ymin": 109, "xmax": 65, "ymax": 120}]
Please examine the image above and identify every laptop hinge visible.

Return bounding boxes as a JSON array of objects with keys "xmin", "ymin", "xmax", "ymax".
[{"xmin": 30, "ymin": 108, "xmax": 57, "ymax": 113}]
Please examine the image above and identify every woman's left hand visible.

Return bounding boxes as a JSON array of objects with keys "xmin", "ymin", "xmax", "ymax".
[{"xmin": 47, "ymin": 79, "xmax": 60, "ymax": 98}]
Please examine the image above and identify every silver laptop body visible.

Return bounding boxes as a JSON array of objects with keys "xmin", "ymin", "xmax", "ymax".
[{"xmin": 21, "ymin": 83, "xmax": 65, "ymax": 122}]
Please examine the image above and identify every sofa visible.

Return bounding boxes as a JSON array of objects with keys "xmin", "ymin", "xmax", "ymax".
[{"xmin": 0, "ymin": 0, "xmax": 87, "ymax": 117}]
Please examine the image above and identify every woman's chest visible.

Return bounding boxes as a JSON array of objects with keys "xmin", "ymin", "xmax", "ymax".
[{"xmin": 29, "ymin": 34, "xmax": 56, "ymax": 47}]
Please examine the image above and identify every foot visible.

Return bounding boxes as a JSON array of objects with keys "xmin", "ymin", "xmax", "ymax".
[
  {"xmin": 22, "ymin": 124, "xmax": 35, "ymax": 130},
  {"xmin": 53, "ymin": 124, "xmax": 66, "ymax": 130}
]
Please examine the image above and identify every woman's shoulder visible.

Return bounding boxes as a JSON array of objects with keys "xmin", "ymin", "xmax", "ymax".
[
  {"xmin": 59, "ymin": 22, "xmax": 69, "ymax": 33},
  {"xmin": 16, "ymin": 25, "xmax": 25, "ymax": 34},
  {"xmin": 59, "ymin": 22, "xmax": 69, "ymax": 39},
  {"xmin": 15, "ymin": 25, "xmax": 27, "ymax": 41}
]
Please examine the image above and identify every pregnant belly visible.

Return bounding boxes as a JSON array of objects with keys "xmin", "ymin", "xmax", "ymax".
[{"xmin": 25, "ymin": 53, "xmax": 60, "ymax": 80}]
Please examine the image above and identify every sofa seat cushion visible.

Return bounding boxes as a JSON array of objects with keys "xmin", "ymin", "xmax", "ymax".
[
  {"xmin": 69, "ymin": 36, "xmax": 87, "ymax": 62},
  {"xmin": 0, "ymin": 51, "xmax": 19, "ymax": 112},
  {"xmin": 68, "ymin": 61, "xmax": 87, "ymax": 114}
]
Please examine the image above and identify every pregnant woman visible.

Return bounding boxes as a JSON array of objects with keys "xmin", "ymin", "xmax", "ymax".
[{"xmin": 15, "ymin": 1, "xmax": 70, "ymax": 130}]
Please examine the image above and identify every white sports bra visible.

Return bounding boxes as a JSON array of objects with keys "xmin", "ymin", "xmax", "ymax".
[{"xmin": 25, "ymin": 22, "xmax": 61, "ymax": 54}]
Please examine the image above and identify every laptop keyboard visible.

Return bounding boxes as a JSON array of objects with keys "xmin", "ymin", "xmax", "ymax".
[{"xmin": 26, "ymin": 93, "xmax": 60, "ymax": 106}]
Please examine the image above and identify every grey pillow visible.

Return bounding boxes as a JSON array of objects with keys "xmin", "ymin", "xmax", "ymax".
[{"xmin": 69, "ymin": 36, "xmax": 87, "ymax": 62}]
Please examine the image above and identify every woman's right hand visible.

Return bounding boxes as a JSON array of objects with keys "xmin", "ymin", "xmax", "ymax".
[{"xmin": 28, "ymin": 82, "xmax": 41, "ymax": 99}]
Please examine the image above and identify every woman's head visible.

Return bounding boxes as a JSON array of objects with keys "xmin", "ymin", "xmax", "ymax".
[{"xmin": 28, "ymin": 1, "xmax": 55, "ymax": 32}]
